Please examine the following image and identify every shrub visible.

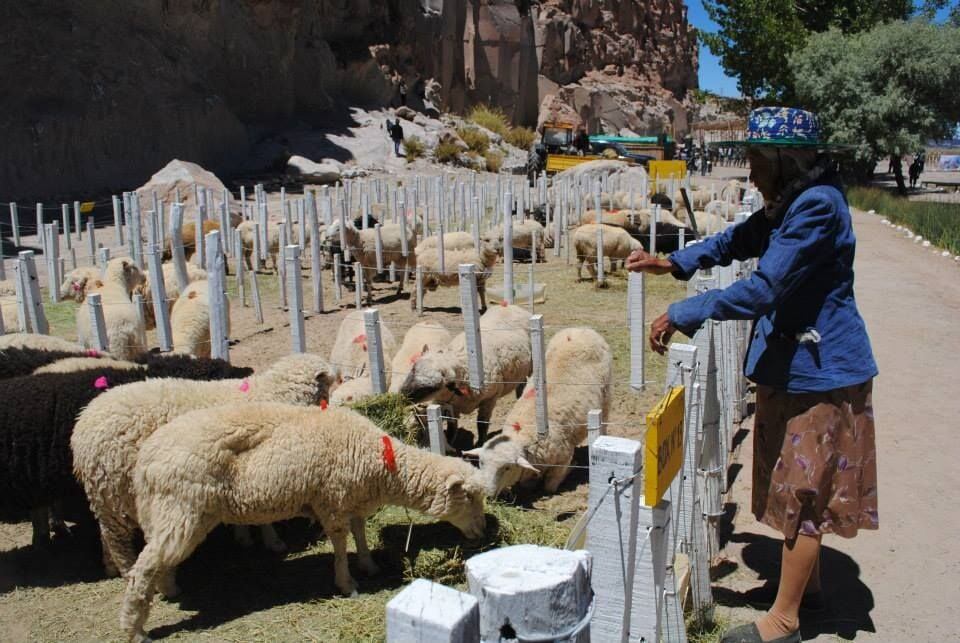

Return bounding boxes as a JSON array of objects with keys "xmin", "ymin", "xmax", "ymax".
[
  {"xmin": 402, "ymin": 136, "xmax": 424, "ymax": 162},
  {"xmin": 505, "ymin": 126, "xmax": 536, "ymax": 151},
  {"xmin": 457, "ymin": 126, "xmax": 490, "ymax": 154},
  {"xmin": 468, "ymin": 104, "xmax": 510, "ymax": 138},
  {"xmin": 434, "ymin": 140, "xmax": 461, "ymax": 164},
  {"xmin": 847, "ymin": 186, "xmax": 960, "ymax": 255},
  {"xmin": 484, "ymin": 149, "xmax": 504, "ymax": 173}
]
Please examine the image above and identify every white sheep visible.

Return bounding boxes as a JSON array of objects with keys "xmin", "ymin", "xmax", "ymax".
[
  {"xmin": 412, "ymin": 235, "xmax": 498, "ymax": 312},
  {"xmin": 398, "ymin": 303, "xmax": 532, "ymax": 445},
  {"xmin": 71, "ymin": 353, "xmax": 339, "ymax": 582},
  {"xmin": 137, "ymin": 263, "xmax": 207, "ymax": 330},
  {"xmin": 324, "ymin": 220, "xmax": 416, "ymax": 306},
  {"xmin": 120, "ymin": 402, "xmax": 486, "ymax": 641},
  {"xmin": 169, "ymin": 280, "xmax": 230, "ymax": 358},
  {"xmin": 413, "ymin": 231, "xmax": 476, "ymax": 254},
  {"xmin": 33, "ymin": 357, "xmax": 144, "ymax": 374},
  {"xmin": 466, "ymin": 327, "xmax": 612, "ymax": 495},
  {"xmin": 673, "ymin": 205, "xmax": 729, "ymax": 236},
  {"xmin": 329, "ymin": 309, "xmax": 397, "ymax": 380},
  {"xmin": 236, "ymin": 220, "xmax": 281, "ymax": 272},
  {"xmin": 0, "ymin": 333, "xmax": 84, "ymax": 351},
  {"xmin": 59, "ymin": 266, "xmax": 103, "ymax": 302},
  {"xmin": 388, "ymin": 321, "xmax": 453, "ymax": 394},
  {"xmin": 76, "ymin": 257, "xmax": 148, "ymax": 360},
  {"xmin": 481, "ymin": 219, "xmax": 548, "ymax": 261},
  {"xmin": 673, "ymin": 186, "xmax": 713, "ymax": 210},
  {"xmin": 572, "ymin": 224, "xmax": 642, "ymax": 281}
]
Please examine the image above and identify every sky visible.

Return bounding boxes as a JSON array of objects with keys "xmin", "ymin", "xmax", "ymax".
[{"xmin": 686, "ymin": 1, "xmax": 955, "ymax": 99}]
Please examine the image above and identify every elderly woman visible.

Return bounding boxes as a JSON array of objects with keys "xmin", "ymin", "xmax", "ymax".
[{"xmin": 627, "ymin": 107, "xmax": 878, "ymax": 643}]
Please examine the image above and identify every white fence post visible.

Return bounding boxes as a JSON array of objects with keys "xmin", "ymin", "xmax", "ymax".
[
  {"xmin": 309, "ymin": 207, "xmax": 324, "ymax": 314},
  {"xmin": 87, "ymin": 292, "xmax": 109, "ymax": 351},
  {"xmin": 374, "ymin": 223, "xmax": 384, "ymax": 273},
  {"xmin": 278, "ymin": 223, "xmax": 289, "ymax": 309},
  {"xmin": 363, "ymin": 308, "xmax": 387, "ymax": 394},
  {"xmin": 234, "ymin": 234, "xmax": 246, "ymax": 307},
  {"xmin": 73, "ymin": 201, "xmax": 82, "ymax": 241},
  {"xmin": 458, "ymin": 264, "xmax": 484, "ymax": 392},
  {"xmin": 354, "ymin": 260, "xmax": 363, "ymax": 309},
  {"xmin": 249, "ymin": 261, "xmax": 264, "ymax": 324},
  {"xmin": 631, "ymin": 500, "xmax": 675, "ymax": 643},
  {"xmin": 426, "ymin": 403, "xmax": 447, "ymax": 455},
  {"xmin": 503, "ymin": 198, "xmax": 514, "ymax": 304},
  {"xmin": 588, "ymin": 435, "xmax": 642, "ymax": 642},
  {"xmin": 35, "ymin": 203, "xmax": 44, "ymax": 246},
  {"xmin": 86, "ymin": 217, "xmax": 96, "ymax": 266},
  {"xmin": 386, "ymin": 579, "xmax": 479, "ymax": 643},
  {"xmin": 45, "ymin": 223, "xmax": 60, "ymax": 303},
  {"xmin": 129, "ymin": 199, "xmax": 143, "ymax": 270},
  {"xmin": 628, "ymin": 271, "xmax": 645, "ymax": 391},
  {"xmin": 286, "ymin": 245, "xmax": 305, "ymax": 353},
  {"xmin": 14, "ymin": 262, "xmax": 28, "ymax": 332},
  {"xmin": 415, "ymin": 264, "xmax": 423, "ymax": 316},
  {"xmin": 529, "ymin": 314, "xmax": 548, "ymax": 438},
  {"xmin": 333, "ymin": 252, "xmax": 343, "ymax": 305},
  {"xmin": 145, "ymin": 229, "xmax": 173, "ymax": 352},
  {"xmin": 586, "ymin": 408, "xmax": 605, "ymax": 447},
  {"xmin": 99, "ymin": 247, "xmax": 110, "ymax": 270},
  {"xmin": 205, "ymin": 230, "xmax": 229, "ymax": 361},
  {"xmin": 61, "ymin": 204, "xmax": 72, "ymax": 250},
  {"xmin": 18, "ymin": 251, "xmax": 47, "ymax": 334},
  {"xmin": 168, "ymin": 204, "xmax": 190, "ymax": 294},
  {"xmin": 9, "ymin": 202, "xmax": 20, "ymax": 246}
]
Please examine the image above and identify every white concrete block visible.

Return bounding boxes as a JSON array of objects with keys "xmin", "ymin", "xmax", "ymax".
[{"xmin": 386, "ymin": 579, "xmax": 479, "ymax": 643}]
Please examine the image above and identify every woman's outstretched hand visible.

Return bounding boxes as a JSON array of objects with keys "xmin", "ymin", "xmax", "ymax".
[
  {"xmin": 625, "ymin": 250, "xmax": 675, "ymax": 275},
  {"xmin": 650, "ymin": 313, "xmax": 677, "ymax": 355}
]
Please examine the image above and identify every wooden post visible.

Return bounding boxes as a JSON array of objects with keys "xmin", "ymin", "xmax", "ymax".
[
  {"xmin": 586, "ymin": 409, "xmax": 605, "ymax": 446},
  {"xmin": 9, "ymin": 203, "xmax": 20, "ymax": 246},
  {"xmin": 87, "ymin": 292, "xmax": 109, "ymax": 351},
  {"xmin": 426, "ymin": 404, "xmax": 447, "ymax": 455},
  {"xmin": 363, "ymin": 308, "xmax": 387, "ymax": 394},
  {"xmin": 286, "ymin": 245, "xmax": 305, "ymax": 353},
  {"xmin": 43, "ymin": 223, "xmax": 59, "ymax": 303},
  {"xmin": 205, "ymin": 231, "xmax": 229, "ymax": 361},
  {"xmin": 386, "ymin": 579, "xmax": 479, "ymax": 643},
  {"xmin": 19, "ymin": 251, "xmax": 48, "ymax": 334},
  {"xmin": 466, "ymin": 545, "xmax": 592, "ymax": 643},
  {"xmin": 169, "ymin": 204, "xmax": 190, "ymax": 294},
  {"xmin": 529, "ymin": 314, "xmax": 548, "ymax": 438},
  {"xmin": 503, "ymin": 194, "xmax": 514, "ymax": 304},
  {"xmin": 415, "ymin": 264, "xmax": 423, "ymax": 316},
  {"xmin": 628, "ymin": 271, "xmax": 645, "ymax": 391},
  {"xmin": 587, "ymin": 435, "xmax": 643, "ymax": 642},
  {"xmin": 458, "ymin": 264, "xmax": 484, "ymax": 391}
]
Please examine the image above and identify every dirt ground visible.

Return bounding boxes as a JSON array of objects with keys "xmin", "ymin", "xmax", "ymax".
[{"xmin": 0, "ymin": 213, "xmax": 687, "ymax": 641}]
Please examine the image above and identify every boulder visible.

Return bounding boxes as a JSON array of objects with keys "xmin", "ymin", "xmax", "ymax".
[
  {"xmin": 286, "ymin": 155, "xmax": 343, "ymax": 185},
  {"xmin": 396, "ymin": 106, "xmax": 418, "ymax": 122},
  {"xmin": 136, "ymin": 160, "xmax": 229, "ymax": 209}
]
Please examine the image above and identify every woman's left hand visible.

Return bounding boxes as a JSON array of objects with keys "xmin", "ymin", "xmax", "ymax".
[{"xmin": 650, "ymin": 313, "xmax": 677, "ymax": 355}]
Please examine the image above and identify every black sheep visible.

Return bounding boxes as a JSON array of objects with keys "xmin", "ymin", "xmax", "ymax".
[
  {"xmin": 0, "ymin": 354, "xmax": 252, "ymax": 546},
  {"xmin": 0, "ymin": 347, "xmax": 94, "ymax": 380}
]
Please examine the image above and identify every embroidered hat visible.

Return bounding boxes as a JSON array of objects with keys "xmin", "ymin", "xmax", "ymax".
[{"xmin": 712, "ymin": 107, "xmax": 850, "ymax": 150}]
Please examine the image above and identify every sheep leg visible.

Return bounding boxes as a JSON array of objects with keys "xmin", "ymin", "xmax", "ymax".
[
  {"xmin": 99, "ymin": 515, "xmax": 140, "ymax": 577},
  {"xmin": 350, "ymin": 516, "xmax": 379, "ymax": 576},
  {"xmin": 259, "ymin": 523, "xmax": 287, "ymax": 553},
  {"xmin": 243, "ymin": 248, "xmax": 253, "ymax": 272},
  {"xmin": 478, "ymin": 281, "xmax": 488, "ymax": 313},
  {"xmin": 577, "ymin": 260, "xmax": 584, "ymax": 281},
  {"xmin": 322, "ymin": 519, "xmax": 357, "ymax": 596},
  {"xmin": 30, "ymin": 506, "xmax": 50, "ymax": 547},
  {"xmin": 50, "ymin": 500, "xmax": 71, "ymax": 538},
  {"xmin": 543, "ymin": 467, "xmax": 571, "ymax": 494},
  {"xmin": 476, "ymin": 398, "xmax": 497, "ymax": 446},
  {"xmin": 232, "ymin": 524, "xmax": 255, "ymax": 547},
  {"xmin": 364, "ymin": 268, "xmax": 375, "ymax": 307}
]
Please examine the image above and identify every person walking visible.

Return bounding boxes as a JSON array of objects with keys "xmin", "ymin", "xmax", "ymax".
[
  {"xmin": 627, "ymin": 107, "xmax": 879, "ymax": 643},
  {"xmin": 909, "ymin": 154, "xmax": 922, "ymax": 189},
  {"xmin": 389, "ymin": 118, "xmax": 404, "ymax": 157}
]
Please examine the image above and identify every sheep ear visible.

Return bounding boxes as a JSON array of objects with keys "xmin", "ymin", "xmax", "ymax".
[
  {"xmin": 420, "ymin": 344, "xmax": 430, "ymax": 355},
  {"xmin": 446, "ymin": 475, "xmax": 465, "ymax": 497},
  {"xmin": 515, "ymin": 455, "xmax": 540, "ymax": 475},
  {"xmin": 461, "ymin": 447, "xmax": 484, "ymax": 457}
]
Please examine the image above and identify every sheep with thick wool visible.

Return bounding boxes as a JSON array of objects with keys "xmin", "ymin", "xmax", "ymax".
[
  {"xmin": 323, "ymin": 220, "xmax": 416, "ymax": 305},
  {"xmin": 72, "ymin": 353, "xmax": 338, "ymax": 579},
  {"xmin": 169, "ymin": 280, "xmax": 230, "ymax": 357},
  {"xmin": 0, "ymin": 333, "xmax": 85, "ymax": 352},
  {"xmin": 388, "ymin": 321, "xmax": 453, "ymax": 394},
  {"xmin": 120, "ymin": 402, "xmax": 486, "ymax": 642},
  {"xmin": 59, "ymin": 266, "xmax": 103, "ymax": 302},
  {"xmin": 0, "ymin": 354, "xmax": 250, "ymax": 548},
  {"xmin": 34, "ymin": 356, "xmax": 143, "ymax": 374},
  {"xmin": 329, "ymin": 310, "xmax": 397, "ymax": 379},
  {"xmin": 399, "ymin": 304, "xmax": 532, "ymax": 445},
  {"xmin": 412, "ymin": 234, "xmax": 498, "ymax": 312},
  {"xmin": 236, "ymin": 220, "xmax": 281, "ymax": 272},
  {"xmin": 673, "ymin": 205, "xmax": 729, "ymax": 236},
  {"xmin": 481, "ymin": 219, "xmax": 548, "ymax": 262},
  {"xmin": 573, "ymin": 223, "xmax": 643, "ymax": 281},
  {"xmin": 467, "ymin": 327, "xmax": 612, "ymax": 495},
  {"xmin": 76, "ymin": 257, "xmax": 148, "ymax": 359},
  {"xmin": 137, "ymin": 263, "xmax": 207, "ymax": 330},
  {"xmin": 0, "ymin": 344, "xmax": 100, "ymax": 380}
]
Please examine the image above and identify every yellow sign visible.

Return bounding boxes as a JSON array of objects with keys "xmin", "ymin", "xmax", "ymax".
[
  {"xmin": 644, "ymin": 385, "xmax": 685, "ymax": 506},
  {"xmin": 80, "ymin": 201, "xmax": 96, "ymax": 214},
  {"xmin": 648, "ymin": 160, "xmax": 687, "ymax": 193}
]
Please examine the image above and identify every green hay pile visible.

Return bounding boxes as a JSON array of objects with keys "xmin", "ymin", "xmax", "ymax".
[{"xmin": 348, "ymin": 393, "xmax": 419, "ymax": 445}]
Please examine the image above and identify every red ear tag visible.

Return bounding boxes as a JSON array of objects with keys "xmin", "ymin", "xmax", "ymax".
[
  {"xmin": 86, "ymin": 349, "xmax": 100, "ymax": 357},
  {"xmin": 320, "ymin": 399, "xmax": 328, "ymax": 410},
  {"xmin": 523, "ymin": 387, "xmax": 536, "ymax": 399},
  {"xmin": 352, "ymin": 333, "xmax": 367, "ymax": 344},
  {"xmin": 408, "ymin": 351, "xmax": 422, "ymax": 364},
  {"xmin": 381, "ymin": 436, "xmax": 398, "ymax": 473},
  {"xmin": 500, "ymin": 300, "xmax": 508, "ymax": 307}
]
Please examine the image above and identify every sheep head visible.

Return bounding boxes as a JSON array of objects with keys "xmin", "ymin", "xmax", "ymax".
[
  {"xmin": 427, "ymin": 467, "xmax": 487, "ymax": 540},
  {"xmin": 480, "ymin": 229, "xmax": 503, "ymax": 254},
  {"xmin": 463, "ymin": 434, "xmax": 540, "ymax": 497},
  {"xmin": 397, "ymin": 345, "xmax": 464, "ymax": 404},
  {"xmin": 260, "ymin": 353, "xmax": 342, "ymax": 405},
  {"xmin": 103, "ymin": 257, "xmax": 146, "ymax": 294}
]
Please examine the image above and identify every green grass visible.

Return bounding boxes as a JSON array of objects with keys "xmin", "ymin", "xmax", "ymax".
[
  {"xmin": 349, "ymin": 393, "xmax": 419, "ymax": 445},
  {"xmin": 468, "ymin": 104, "xmax": 510, "ymax": 138},
  {"xmin": 848, "ymin": 186, "xmax": 960, "ymax": 254},
  {"xmin": 434, "ymin": 140, "xmax": 461, "ymax": 165},
  {"xmin": 456, "ymin": 126, "xmax": 490, "ymax": 154},
  {"xmin": 402, "ymin": 135, "xmax": 425, "ymax": 162},
  {"xmin": 483, "ymin": 149, "xmax": 503, "ymax": 173},
  {"xmin": 505, "ymin": 126, "xmax": 536, "ymax": 151}
]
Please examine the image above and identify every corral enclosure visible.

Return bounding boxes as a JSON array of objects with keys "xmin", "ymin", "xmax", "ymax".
[{"xmin": 0, "ymin": 163, "xmax": 749, "ymax": 641}]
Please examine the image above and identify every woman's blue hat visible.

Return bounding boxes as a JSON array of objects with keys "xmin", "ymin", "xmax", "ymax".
[{"xmin": 711, "ymin": 107, "xmax": 849, "ymax": 149}]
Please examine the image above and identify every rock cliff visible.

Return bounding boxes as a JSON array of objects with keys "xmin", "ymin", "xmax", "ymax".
[{"xmin": 0, "ymin": 0, "xmax": 696, "ymax": 201}]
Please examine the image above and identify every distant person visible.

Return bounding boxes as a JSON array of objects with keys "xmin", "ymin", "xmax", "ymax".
[
  {"xmin": 909, "ymin": 154, "xmax": 922, "ymax": 189},
  {"xmin": 918, "ymin": 150, "xmax": 926, "ymax": 173},
  {"xmin": 629, "ymin": 107, "xmax": 879, "ymax": 643},
  {"xmin": 390, "ymin": 119, "xmax": 404, "ymax": 157},
  {"xmin": 398, "ymin": 78, "xmax": 407, "ymax": 107},
  {"xmin": 574, "ymin": 128, "xmax": 590, "ymax": 156}
]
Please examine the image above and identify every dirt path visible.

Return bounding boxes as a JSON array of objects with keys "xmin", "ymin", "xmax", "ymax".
[{"xmin": 714, "ymin": 208, "xmax": 960, "ymax": 641}]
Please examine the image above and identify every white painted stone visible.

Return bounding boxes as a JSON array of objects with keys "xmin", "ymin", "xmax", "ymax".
[
  {"xmin": 466, "ymin": 544, "xmax": 592, "ymax": 643},
  {"xmin": 922, "ymin": 240, "xmax": 931, "ymax": 248},
  {"xmin": 942, "ymin": 250, "xmax": 951, "ymax": 258},
  {"xmin": 386, "ymin": 579, "xmax": 479, "ymax": 643}
]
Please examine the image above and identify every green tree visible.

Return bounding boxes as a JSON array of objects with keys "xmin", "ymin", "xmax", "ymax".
[
  {"xmin": 701, "ymin": 0, "xmax": 912, "ymax": 101},
  {"xmin": 790, "ymin": 21, "xmax": 960, "ymax": 194}
]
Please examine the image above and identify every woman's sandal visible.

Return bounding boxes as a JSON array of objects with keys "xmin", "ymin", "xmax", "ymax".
[
  {"xmin": 745, "ymin": 588, "xmax": 826, "ymax": 614},
  {"xmin": 720, "ymin": 623, "xmax": 801, "ymax": 643}
]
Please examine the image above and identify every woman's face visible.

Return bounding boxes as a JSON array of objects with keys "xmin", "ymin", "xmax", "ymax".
[{"xmin": 747, "ymin": 148, "xmax": 780, "ymax": 202}]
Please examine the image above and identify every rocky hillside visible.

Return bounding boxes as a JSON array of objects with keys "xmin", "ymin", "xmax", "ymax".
[{"xmin": 0, "ymin": 0, "xmax": 697, "ymax": 201}]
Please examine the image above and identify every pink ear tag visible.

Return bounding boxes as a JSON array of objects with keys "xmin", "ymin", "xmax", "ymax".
[
  {"xmin": 94, "ymin": 376, "xmax": 109, "ymax": 390},
  {"xmin": 239, "ymin": 380, "xmax": 250, "ymax": 393}
]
